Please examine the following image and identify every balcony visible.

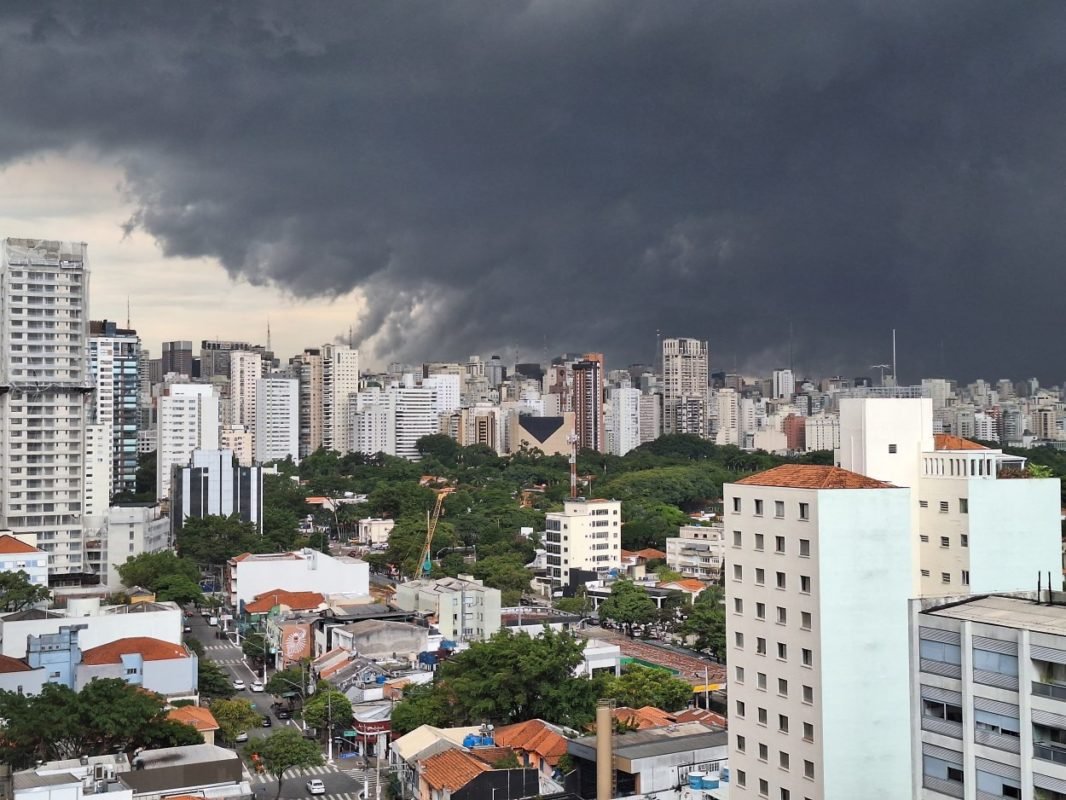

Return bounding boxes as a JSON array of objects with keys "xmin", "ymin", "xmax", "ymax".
[
  {"xmin": 1035, "ymin": 681, "xmax": 1066, "ymax": 701},
  {"xmin": 1036, "ymin": 741, "xmax": 1066, "ymax": 766}
]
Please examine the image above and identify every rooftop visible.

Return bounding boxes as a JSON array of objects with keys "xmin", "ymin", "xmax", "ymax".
[
  {"xmin": 81, "ymin": 637, "xmax": 189, "ymax": 665},
  {"xmin": 657, "ymin": 579, "xmax": 709, "ymax": 593},
  {"xmin": 0, "ymin": 653, "xmax": 34, "ymax": 673},
  {"xmin": 924, "ymin": 593, "xmax": 1066, "ymax": 635},
  {"xmin": 734, "ymin": 465, "xmax": 896, "ymax": 490},
  {"xmin": 135, "ymin": 743, "xmax": 238, "ymax": 769},
  {"xmin": 420, "ymin": 748, "xmax": 490, "ymax": 791},
  {"xmin": 245, "ymin": 589, "xmax": 325, "ymax": 614},
  {"xmin": 571, "ymin": 721, "xmax": 727, "ymax": 760},
  {"xmin": 933, "ymin": 434, "xmax": 991, "ymax": 451},
  {"xmin": 613, "ymin": 706, "xmax": 674, "ymax": 730},
  {"xmin": 0, "ymin": 534, "xmax": 42, "ymax": 555},
  {"xmin": 168, "ymin": 705, "xmax": 220, "ymax": 732},
  {"xmin": 494, "ymin": 719, "xmax": 569, "ymax": 764}
]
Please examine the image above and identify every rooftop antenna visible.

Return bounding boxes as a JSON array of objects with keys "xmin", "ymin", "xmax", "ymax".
[
  {"xmin": 892, "ymin": 328, "xmax": 898, "ymax": 385},
  {"xmin": 266, "ymin": 319, "xmax": 272, "ymax": 352},
  {"xmin": 656, "ymin": 328, "xmax": 662, "ymax": 376},
  {"xmin": 125, "ymin": 296, "xmax": 131, "ymax": 329},
  {"xmin": 871, "ymin": 364, "xmax": 891, "ymax": 386},
  {"xmin": 789, "ymin": 320, "xmax": 794, "ymax": 373}
]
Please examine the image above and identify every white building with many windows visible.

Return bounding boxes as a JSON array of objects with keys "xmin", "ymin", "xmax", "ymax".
[
  {"xmin": 724, "ymin": 465, "xmax": 913, "ymax": 800},
  {"xmin": 156, "ymin": 384, "xmax": 220, "ymax": 499},
  {"xmin": 254, "ymin": 377, "xmax": 298, "ymax": 464},
  {"xmin": 665, "ymin": 524, "xmax": 725, "ymax": 583},
  {"xmin": 544, "ymin": 498, "xmax": 622, "ymax": 592}
]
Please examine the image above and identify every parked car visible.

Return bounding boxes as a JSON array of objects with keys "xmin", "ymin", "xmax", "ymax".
[
  {"xmin": 261, "ymin": 716, "xmax": 272, "ymax": 728},
  {"xmin": 235, "ymin": 731, "xmax": 249, "ymax": 743},
  {"xmin": 306, "ymin": 779, "xmax": 326, "ymax": 795},
  {"xmin": 208, "ymin": 616, "xmax": 219, "ymax": 627},
  {"xmin": 275, "ymin": 708, "xmax": 292, "ymax": 720},
  {"xmin": 250, "ymin": 679, "xmax": 264, "ymax": 693},
  {"xmin": 232, "ymin": 679, "xmax": 246, "ymax": 691}
]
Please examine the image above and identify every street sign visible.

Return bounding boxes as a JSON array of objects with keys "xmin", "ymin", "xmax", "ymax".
[{"xmin": 343, "ymin": 730, "xmax": 357, "ymax": 737}]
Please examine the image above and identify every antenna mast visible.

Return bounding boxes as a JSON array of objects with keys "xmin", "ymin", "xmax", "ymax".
[{"xmin": 892, "ymin": 328, "xmax": 897, "ymax": 385}]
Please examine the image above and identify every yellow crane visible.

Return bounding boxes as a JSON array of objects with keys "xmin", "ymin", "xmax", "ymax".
[{"xmin": 416, "ymin": 489, "xmax": 452, "ymax": 580}]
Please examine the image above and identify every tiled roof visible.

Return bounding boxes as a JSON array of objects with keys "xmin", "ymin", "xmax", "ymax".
[
  {"xmin": 634, "ymin": 548, "xmax": 667, "ymax": 560},
  {"xmin": 0, "ymin": 654, "xmax": 33, "ymax": 673},
  {"xmin": 0, "ymin": 534, "xmax": 42, "ymax": 555},
  {"xmin": 934, "ymin": 434, "xmax": 990, "ymax": 451},
  {"xmin": 420, "ymin": 748, "xmax": 490, "ymax": 791},
  {"xmin": 81, "ymin": 637, "xmax": 189, "ymax": 665},
  {"xmin": 734, "ymin": 465, "xmax": 895, "ymax": 490},
  {"xmin": 658, "ymin": 579, "xmax": 708, "ymax": 593},
  {"xmin": 167, "ymin": 705, "xmax": 220, "ymax": 732},
  {"xmin": 673, "ymin": 708, "xmax": 728, "ymax": 728},
  {"xmin": 469, "ymin": 747, "xmax": 517, "ymax": 766},
  {"xmin": 494, "ymin": 719, "xmax": 569, "ymax": 764},
  {"xmin": 245, "ymin": 589, "xmax": 325, "ymax": 614},
  {"xmin": 613, "ymin": 706, "xmax": 674, "ymax": 730}
]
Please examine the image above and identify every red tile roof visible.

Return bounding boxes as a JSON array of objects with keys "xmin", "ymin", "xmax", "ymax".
[
  {"xmin": 658, "ymin": 579, "xmax": 708, "ymax": 593},
  {"xmin": 494, "ymin": 719, "xmax": 569, "ymax": 764},
  {"xmin": 634, "ymin": 548, "xmax": 667, "ymax": 560},
  {"xmin": 167, "ymin": 705, "xmax": 220, "ymax": 732},
  {"xmin": 734, "ymin": 465, "xmax": 895, "ymax": 490},
  {"xmin": 420, "ymin": 748, "xmax": 490, "ymax": 791},
  {"xmin": 244, "ymin": 589, "xmax": 325, "ymax": 614},
  {"xmin": 81, "ymin": 637, "xmax": 189, "ymax": 665},
  {"xmin": 613, "ymin": 706, "xmax": 674, "ymax": 730},
  {"xmin": 673, "ymin": 708, "xmax": 728, "ymax": 728},
  {"xmin": 934, "ymin": 434, "xmax": 990, "ymax": 451},
  {"xmin": 0, "ymin": 534, "xmax": 41, "ymax": 555},
  {"xmin": 0, "ymin": 654, "xmax": 33, "ymax": 673}
]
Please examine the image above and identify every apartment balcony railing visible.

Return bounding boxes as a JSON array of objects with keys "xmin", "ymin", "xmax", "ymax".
[
  {"xmin": 1034, "ymin": 681, "xmax": 1066, "ymax": 701},
  {"xmin": 922, "ymin": 776, "xmax": 963, "ymax": 798},
  {"xmin": 1035, "ymin": 741, "xmax": 1066, "ymax": 766},
  {"xmin": 921, "ymin": 716, "xmax": 963, "ymax": 739}
]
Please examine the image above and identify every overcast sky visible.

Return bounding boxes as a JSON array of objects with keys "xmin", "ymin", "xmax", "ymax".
[{"xmin": 2, "ymin": 2, "xmax": 1065, "ymax": 382}]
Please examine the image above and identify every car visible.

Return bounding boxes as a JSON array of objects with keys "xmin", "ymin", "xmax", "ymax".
[
  {"xmin": 261, "ymin": 716, "xmax": 272, "ymax": 728},
  {"xmin": 234, "ymin": 731, "xmax": 249, "ymax": 743},
  {"xmin": 208, "ymin": 616, "xmax": 219, "ymax": 627},
  {"xmin": 250, "ymin": 679, "xmax": 264, "ymax": 693},
  {"xmin": 275, "ymin": 708, "xmax": 292, "ymax": 720},
  {"xmin": 232, "ymin": 679, "xmax": 246, "ymax": 691},
  {"xmin": 183, "ymin": 625, "xmax": 191, "ymax": 633},
  {"xmin": 306, "ymin": 779, "xmax": 326, "ymax": 795}
]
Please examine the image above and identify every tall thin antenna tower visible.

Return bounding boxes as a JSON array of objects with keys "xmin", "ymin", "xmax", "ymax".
[
  {"xmin": 655, "ymin": 328, "xmax": 662, "ymax": 376},
  {"xmin": 266, "ymin": 319, "xmax": 272, "ymax": 352},
  {"xmin": 892, "ymin": 328, "xmax": 897, "ymax": 385},
  {"xmin": 125, "ymin": 296, "xmax": 131, "ymax": 329},
  {"xmin": 788, "ymin": 320, "xmax": 794, "ymax": 372}
]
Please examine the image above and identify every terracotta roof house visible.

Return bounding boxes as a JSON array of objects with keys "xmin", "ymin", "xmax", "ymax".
[
  {"xmin": 77, "ymin": 637, "xmax": 197, "ymax": 700},
  {"xmin": 168, "ymin": 705, "xmax": 221, "ymax": 745}
]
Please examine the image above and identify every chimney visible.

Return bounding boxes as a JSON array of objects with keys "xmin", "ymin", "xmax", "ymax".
[{"xmin": 596, "ymin": 699, "xmax": 614, "ymax": 800}]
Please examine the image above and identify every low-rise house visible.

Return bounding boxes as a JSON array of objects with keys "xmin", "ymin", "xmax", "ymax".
[
  {"xmin": 0, "ymin": 652, "xmax": 49, "ymax": 695},
  {"xmin": 167, "ymin": 705, "xmax": 221, "ymax": 746},
  {"xmin": 392, "ymin": 724, "xmax": 482, "ymax": 797},
  {"xmin": 332, "ymin": 619, "xmax": 429, "ymax": 660},
  {"xmin": 15, "ymin": 754, "xmax": 131, "ymax": 800},
  {"xmin": 655, "ymin": 579, "xmax": 710, "ymax": 604},
  {"xmin": 500, "ymin": 606, "xmax": 584, "ymax": 636},
  {"xmin": 77, "ymin": 637, "xmax": 198, "ymax": 701},
  {"xmin": 494, "ymin": 719, "xmax": 570, "ymax": 793},
  {"xmin": 124, "ymin": 744, "xmax": 248, "ymax": 799},
  {"xmin": 612, "ymin": 705, "xmax": 675, "ymax": 730},
  {"xmin": 665, "ymin": 525, "xmax": 724, "ymax": 583},
  {"xmin": 357, "ymin": 518, "xmax": 395, "ymax": 547},
  {"xmin": 0, "ymin": 534, "xmax": 48, "ymax": 589},
  {"xmin": 418, "ymin": 747, "xmax": 539, "ymax": 800},
  {"xmin": 393, "ymin": 575, "xmax": 501, "ymax": 643},
  {"xmin": 226, "ymin": 548, "xmax": 369, "ymax": 608}
]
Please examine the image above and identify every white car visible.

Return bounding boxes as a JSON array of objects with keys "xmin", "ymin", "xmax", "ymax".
[
  {"xmin": 234, "ymin": 731, "xmax": 249, "ymax": 743},
  {"xmin": 232, "ymin": 679, "xmax": 246, "ymax": 691},
  {"xmin": 250, "ymin": 679, "xmax": 264, "ymax": 693},
  {"xmin": 208, "ymin": 616, "xmax": 219, "ymax": 627},
  {"xmin": 306, "ymin": 779, "xmax": 326, "ymax": 795}
]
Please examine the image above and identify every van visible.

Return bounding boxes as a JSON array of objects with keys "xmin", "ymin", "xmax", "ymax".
[{"xmin": 208, "ymin": 616, "xmax": 219, "ymax": 627}]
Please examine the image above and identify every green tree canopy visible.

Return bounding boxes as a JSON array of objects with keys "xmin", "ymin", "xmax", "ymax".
[
  {"xmin": 682, "ymin": 585, "xmax": 726, "ymax": 661},
  {"xmin": 265, "ymin": 665, "xmax": 312, "ymax": 699},
  {"xmin": 242, "ymin": 632, "xmax": 270, "ymax": 663},
  {"xmin": 154, "ymin": 574, "xmax": 205, "ymax": 606},
  {"xmin": 303, "ymin": 690, "xmax": 352, "ymax": 732},
  {"xmin": 210, "ymin": 698, "xmax": 263, "ymax": 744},
  {"xmin": 0, "ymin": 570, "xmax": 50, "ymax": 612},
  {"xmin": 251, "ymin": 728, "xmax": 324, "ymax": 800},
  {"xmin": 598, "ymin": 580, "xmax": 657, "ymax": 637},
  {"xmin": 605, "ymin": 664, "xmax": 694, "ymax": 712},
  {"xmin": 198, "ymin": 659, "xmax": 236, "ymax": 701},
  {"xmin": 176, "ymin": 515, "xmax": 262, "ymax": 566},
  {"xmin": 390, "ymin": 682, "xmax": 452, "ymax": 735},
  {"xmin": 116, "ymin": 550, "xmax": 201, "ymax": 592}
]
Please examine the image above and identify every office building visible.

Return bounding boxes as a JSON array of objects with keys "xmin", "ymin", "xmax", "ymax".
[
  {"xmin": 254, "ymin": 377, "xmax": 298, "ymax": 463},
  {"xmin": 322, "ymin": 344, "xmax": 359, "ymax": 454},
  {"xmin": 544, "ymin": 498, "xmax": 622, "ymax": 591},
  {"xmin": 572, "ymin": 354, "xmax": 605, "ymax": 453},
  {"xmin": 724, "ymin": 465, "xmax": 913, "ymax": 800},
  {"xmin": 156, "ymin": 384, "xmax": 220, "ymax": 499},
  {"xmin": 161, "ymin": 340, "xmax": 193, "ymax": 377},
  {"xmin": 170, "ymin": 449, "xmax": 263, "ymax": 536},
  {"xmin": 0, "ymin": 238, "xmax": 92, "ymax": 576},
  {"xmin": 200, "ymin": 339, "xmax": 269, "ymax": 380},
  {"xmin": 662, "ymin": 337, "xmax": 709, "ymax": 436},
  {"xmin": 89, "ymin": 320, "xmax": 141, "ymax": 496}
]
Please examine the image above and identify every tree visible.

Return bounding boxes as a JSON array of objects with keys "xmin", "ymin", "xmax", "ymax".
[
  {"xmin": 265, "ymin": 664, "xmax": 311, "ymax": 700},
  {"xmin": 252, "ymin": 728, "xmax": 324, "ymax": 800},
  {"xmin": 472, "ymin": 555, "xmax": 533, "ymax": 605},
  {"xmin": 303, "ymin": 690, "xmax": 352, "ymax": 734},
  {"xmin": 210, "ymin": 698, "xmax": 263, "ymax": 744},
  {"xmin": 554, "ymin": 592, "xmax": 592, "ymax": 615},
  {"xmin": 242, "ymin": 632, "xmax": 270, "ymax": 664},
  {"xmin": 116, "ymin": 550, "xmax": 200, "ymax": 591},
  {"xmin": 154, "ymin": 574, "xmax": 205, "ymax": 606},
  {"xmin": 0, "ymin": 570, "xmax": 50, "ymax": 612},
  {"xmin": 176, "ymin": 515, "xmax": 262, "ymax": 566},
  {"xmin": 605, "ymin": 664, "xmax": 693, "ymax": 711},
  {"xmin": 390, "ymin": 682, "xmax": 452, "ymax": 735},
  {"xmin": 198, "ymin": 659, "xmax": 236, "ymax": 700},
  {"xmin": 682, "ymin": 586, "xmax": 726, "ymax": 661},
  {"xmin": 598, "ymin": 580, "xmax": 657, "ymax": 637}
]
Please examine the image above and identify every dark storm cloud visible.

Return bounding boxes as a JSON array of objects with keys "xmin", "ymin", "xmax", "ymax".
[{"xmin": 2, "ymin": 1, "xmax": 1065, "ymax": 380}]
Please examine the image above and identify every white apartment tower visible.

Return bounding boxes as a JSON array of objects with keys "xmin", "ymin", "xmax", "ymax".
[
  {"xmin": 772, "ymin": 368, "xmax": 796, "ymax": 401},
  {"xmin": 392, "ymin": 384, "xmax": 438, "ymax": 460},
  {"xmin": 714, "ymin": 388, "xmax": 740, "ymax": 446},
  {"xmin": 662, "ymin": 337, "xmax": 709, "ymax": 436},
  {"xmin": 254, "ymin": 377, "xmax": 298, "ymax": 464},
  {"xmin": 606, "ymin": 386, "xmax": 641, "ymax": 456},
  {"xmin": 724, "ymin": 465, "xmax": 914, "ymax": 800},
  {"xmin": 322, "ymin": 344, "xmax": 359, "ymax": 454},
  {"xmin": 156, "ymin": 383, "xmax": 220, "ymax": 499},
  {"xmin": 228, "ymin": 350, "xmax": 262, "ymax": 449},
  {"xmin": 0, "ymin": 239, "xmax": 92, "ymax": 576},
  {"xmin": 544, "ymin": 498, "xmax": 622, "ymax": 591}
]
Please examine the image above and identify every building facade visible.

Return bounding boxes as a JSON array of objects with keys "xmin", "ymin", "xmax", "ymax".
[
  {"xmin": 156, "ymin": 384, "xmax": 220, "ymax": 499},
  {"xmin": 89, "ymin": 320, "xmax": 141, "ymax": 496},
  {"xmin": 393, "ymin": 575, "xmax": 502, "ymax": 642},
  {"xmin": 662, "ymin": 337, "xmax": 709, "ymax": 436},
  {"xmin": 322, "ymin": 344, "xmax": 359, "ymax": 454},
  {"xmin": 544, "ymin": 498, "xmax": 622, "ymax": 591},
  {"xmin": 665, "ymin": 525, "xmax": 725, "ymax": 583},
  {"xmin": 170, "ymin": 449, "xmax": 263, "ymax": 536},
  {"xmin": 254, "ymin": 377, "xmax": 298, "ymax": 463}
]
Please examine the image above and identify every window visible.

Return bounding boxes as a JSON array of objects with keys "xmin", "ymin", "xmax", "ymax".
[
  {"xmin": 755, "ymin": 533, "xmax": 765, "ymax": 551},
  {"xmin": 800, "ymin": 575, "xmax": 811, "ymax": 593},
  {"xmin": 736, "ymin": 700, "xmax": 746, "ymax": 718},
  {"xmin": 733, "ymin": 530, "xmax": 742, "ymax": 546},
  {"xmin": 779, "ymin": 790, "xmax": 790, "ymax": 800},
  {"xmin": 759, "ymin": 778, "xmax": 769, "ymax": 797},
  {"xmin": 736, "ymin": 770, "xmax": 746, "ymax": 788},
  {"xmin": 757, "ymin": 672, "xmax": 767, "ymax": 690},
  {"xmin": 758, "ymin": 707, "xmax": 768, "ymax": 725},
  {"xmin": 802, "ymin": 648, "xmax": 813, "ymax": 667},
  {"xmin": 736, "ymin": 734, "xmax": 746, "ymax": 752},
  {"xmin": 959, "ymin": 498, "xmax": 968, "ymax": 514},
  {"xmin": 733, "ymin": 564, "xmax": 743, "ymax": 581},
  {"xmin": 734, "ymin": 598, "xmax": 744, "ymax": 613},
  {"xmin": 775, "ymin": 501, "xmax": 785, "ymax": 518},
  {"xmin": 804, "ymin": 761, "xmax": 814, "ymax": 780},
  {"xmin": 778, "ymin": 714, "xmax": 789, "ymax": 733},
  {"xmin": 777, "ymin": 642, "xmax": 788, "ymax": 660},
  {"xmin": 779, "ymin": 751, "xmax": 790, "ymax": 770},
  {"xmin": 798, "ymin": 502, "xmax": 809, "ymax": 521},
  {"xmin": 961, "ymin": 534, "xmax": 968, "ymax": 547},
  {"xmin": 940, "ymin": 536, "xmax": 950, "ymax": 548},
  {"xmin": 756, "ymin": 602, "xmax": 766, "ymax": 619},
  {"xmin": 735, "ymin": 666, "xmax": 745, "ymax": 683},
  {"xmin": 754, "ymin": 499, "xmax": 764, "ymax": 516},
  {"xmin": 962, "ymin": 570, "xmax": 970, "ymax": 585},
  {"xmin": 758, "ymin": 742, "xmax": 768, "ymax": 760},
  {"xmin": 939, "ymin": 501, "xmax": 949, "ymax": 513},
  {"xmin": 941, "ymin": 572, "xmax": 951, "ymax": 584},
  {"xmin": 756, "ymin": 637, "xmax": 767, "ymax": 655},
  {"xmin": 125, "ymin": 667, "xmax": 138, "ymax": 675},
  {"xmin": 776, "ymin": 606, "xmax": 787, "ymax": 624},
  {"xmin": 799, "ymin": 539, "xmax": 810, "ymax": 557},
  {"xmin": 735, "ymin": 632, "xmax": 745, "ymax": 648},
  {"xmin": 888, "ymin": 443, "xmax": 897, "ymax": 453},
  {"xmin": 776, "ymin": 572, "xmax": 786, "ymax": 589},
  {"xmin": 778, "ymin": 678, "xmax": 788, "ymax": 696},
  {"xmin": 733, "ymin": 497, "xmax": 741, "ymax": 513},
  {"xmin": 775, "ymin": 536, "xmax": 785, "ymax": 554},
  {"xmin": 756, "ymin": 568, "xmax": 765, "ymax": 585},
  {"xmin": 921, "ymin": 569, "xmax": 931, "ymax": 577},
  {"xmin": 973, "ymin": 648, "xmax": 1018, "ymax": 677},
  {"xmin": 802, "ymin": 722, "xmax": 814, "ymax": 742},
  {"xmin": 922, "ymin": 699, "xmax": 962, "ymax": 723},
  {"xmin": 920, "ymin": 535, "xmax": 929, "ymax": 542},
  {"xmin": 919, "ymin": 639, "xmax": 961, "ymax": 665},
  {"xmin": 919, "ymin": 499, "xmax": 928, "ymax": 508},
  {"xmin": 802, "ymin": 685, "xmax": 813, "ymax": 704},
  {"xmin": 801, "ymin": 611, "xmax": 812, "ymax": 630}
]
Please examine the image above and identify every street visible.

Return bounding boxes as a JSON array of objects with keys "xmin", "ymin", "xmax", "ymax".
[{"xmin": 184, "ymin": 612, "xmax": 383, "ymax": 799}]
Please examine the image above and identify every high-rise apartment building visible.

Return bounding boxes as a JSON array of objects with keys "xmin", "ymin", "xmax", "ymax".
[
  {"xmin": 254, "ymin": 377, "xmax": 298, "ymax": 464},
  {"xmin": 725, "ymin": 465, "xmax": 914, "ymax": 800},
  {"xmin": 544, "ymin": 498, "xmax": 622, "ymax": 591},
  {"xmin": 199, "ymin": 339, "xmax": 273, "ymax": 380},
  {"xmin": 606, "ymin": 386, "xmax": 641, "ymax": 456},
  {"xmin": 161, "ymin": 340, "xmax": 193, "ymax": 377},
  {"xmin": 772, "ymin": 368, "xmax": 795, "ymax": 401},
  {"xmin": 290, "ymin": 348, "xmax": 324, "ymax": 458},
  {"xmin": 0, "ymin": 238, "xmax": 92, "ymax": 576},
  {"xmin": 89, "ymin": 320, "xmax": 141, "ymax": 496},
  {"xmin": 572, "ymin": 354, "xmax": 605, "ymax": 453},
  {"xmin": 662, "ymin": 337, "xmax": 709, "ymax": 435},
  {"xmin": 714, "ymin": 388, "xmax": 739, "ymax": 446},
  {"xmin": 638, "ymin": 393, "xmax": 662, "ymax": 444},
  {"xmin": 228, "ymin": 350, "xmax": 262, "ymax": 450},
  {"xmin": 156, "ymin": 384, "xmax": 220, "ymax": 499},
  {"xmin": 392, "ymin": 385, "xmax": 438, "ymax": 460},
  {"xmin": 322, "ymin": 344, "xmax": 359, "ymax": 454}
]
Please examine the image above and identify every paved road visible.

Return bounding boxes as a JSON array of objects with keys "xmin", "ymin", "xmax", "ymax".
[{"xmin": 245, "ymin": 763, "xmax": 382, "ymax": 800}]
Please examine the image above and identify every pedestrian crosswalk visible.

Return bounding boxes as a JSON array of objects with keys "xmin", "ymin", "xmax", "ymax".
[
  {"xmin": 205, "ymin": 643, "xmax": 240, "ymax": 652},
  {"xmin": 211, "ymin": 658, "xmax": 245, "ymax": 667},
  {"xmin": 245, "ymin": 763, "xmax": 380, "ymax": 793}
]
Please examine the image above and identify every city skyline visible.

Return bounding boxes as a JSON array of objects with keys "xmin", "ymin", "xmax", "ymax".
[{"xmin": 3, "ymin": 4, "xmax": 1066, "ymax": 380}]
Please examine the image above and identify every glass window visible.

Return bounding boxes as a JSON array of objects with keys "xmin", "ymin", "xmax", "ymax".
[
  {"xmin": 755, "ymin": 533, "xmax": 764, "ymax": 551},
  {"xmin": 775, "ymin": 501, "xmax": 784, "ymax": 518},
  {"xmin": 798, "ymin": 502, "xmax": 809, "ymax": 520},
  {"xmin": 919, "ymin": 639, "xmax": 962, "ymax": 665},
  {"xmin": 974, "ymin": 709, "xmax": 1019, "ymax": 736},
  {"xmin": 973, "ymin": 648, "xmax": 1018, "ymax": 676},
  {"xmin": 754, "ymin": 499, "xmax": 764, "ymax": 516},
  {"xmin": 799, "ymin": 538, "xmax": 810, "ymax": 557},
  {"xmin": 922, "ymin": 699, "xmax": 962, "ymax": 722},
  {"xmin": 775, "ymin": 536, "xmax": 785, "ymax": 554}
]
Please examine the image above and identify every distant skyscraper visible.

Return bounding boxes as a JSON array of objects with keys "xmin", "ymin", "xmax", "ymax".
[
  {"xmin": 229, "ymin": 350, "xmax": 263, "ymax": 450},
  {"xmin": 606, "ymin": 386, "xmax": 641, "ymax": 456},
  {"xmin": 772, "ymin": 368, "xmax": 795, "ymax": 400},
  {"xmin": 322, "ymin": 344, "xmax": 359, "ymax": 454},
  {"xmin": 572, "ymin": 354, "xmax": 605, "ymax": 452},
  {"xmin": 0, "ymin": 238, "xmax": 91, "ymax": 575},
  {"xmin": 255, "ymin": 377, "xmax": 299, "ymax": 463},
  {"xmin": 89, "ymin": 320, "xmax": 142, "ymax": 496},
  {"xmin": 156, "ymin": 384, "xmax": 220, "ymax": 499},
  {"xmin": 291, "ymin": 348, "xmax": 324, "ymax": 458},
  {"xmin": 161, "ymin": 340, "xmax": 193, "ymax": 376},
  {"xmin": 662, "ymin": 337, "xmax": 709, "ymax": 436}
]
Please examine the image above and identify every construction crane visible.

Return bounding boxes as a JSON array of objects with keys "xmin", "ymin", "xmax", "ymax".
[{"xmin": 416, "ymin": 489, "xmax": 453, "ymax": 580}]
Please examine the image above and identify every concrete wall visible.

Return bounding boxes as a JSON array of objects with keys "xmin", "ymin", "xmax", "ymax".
[
  {"xmin": 233, "ymin": 550, "xmax": 369, "ymax": 606},
  {"xmin": 76, "ymin": 652, "xmax": 197, "ymax": 696},
  {"xmin": 0, "ymin": 664, "xmax": 50, "ymax": 695},
  {"xmin": 1, "ymin": 605, "xmax": 181, "ymax": 658}
]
